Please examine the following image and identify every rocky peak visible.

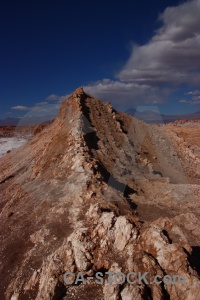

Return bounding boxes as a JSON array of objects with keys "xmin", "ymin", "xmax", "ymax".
[
  {"xmin": 72, "ymin": 86, "xmax": 85, "ymax": 97},
  {"xmin": 56, "ymin": 87, "xmax": 90, "ymax": 125},
  {"xmin": 0, "ymin": 88, "xmax": 199, "ymax": 299}
]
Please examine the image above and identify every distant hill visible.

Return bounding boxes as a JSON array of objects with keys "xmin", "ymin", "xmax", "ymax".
[
  {"xmin": 0, "ymin": 115, "xmax": 54, "ymax": 126},
  {"xmin": 125, "ymin": 108, "xmax": 200, "ymax": 123},
  {"xmin": 1, "ymin": 110, "xmax": 200, "ymax": 126}
]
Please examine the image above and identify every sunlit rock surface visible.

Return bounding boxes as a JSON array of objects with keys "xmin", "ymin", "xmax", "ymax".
[{"xmin": 0, "ymin": 88, "xmax": 199, "ymax": 299}]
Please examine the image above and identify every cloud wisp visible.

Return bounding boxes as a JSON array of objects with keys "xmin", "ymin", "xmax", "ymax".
[
  {"xmin": 10, "ymin": 92, "xmax": 69, "ymax": 117},
  {"xmin": 180, "ymin": 95, "xmax": 200, "ymax": 105},
  {"xmin": 46, "ymin": 94, "xmax": 67, "ymax": 102},
  {"xmin": 11, "ymin": 103, "xmax": 60, "ymax": 116},
  {"xmin": 11, "ymin": 106, "xmax": 30, "ymax": 111},
  {"xmin": 186, "ymin": 90, "xmax": 200, "ymax": 95}
]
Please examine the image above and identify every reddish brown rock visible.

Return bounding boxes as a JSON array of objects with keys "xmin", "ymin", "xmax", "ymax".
[{"xmin": 0, "ymin": 88, "xmax": 199, "ymax": 299}]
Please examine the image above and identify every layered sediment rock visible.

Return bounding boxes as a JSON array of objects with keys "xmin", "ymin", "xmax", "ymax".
[{"xmin": 0, "ymin": 87, "xmax": 199, "ymax": 299}]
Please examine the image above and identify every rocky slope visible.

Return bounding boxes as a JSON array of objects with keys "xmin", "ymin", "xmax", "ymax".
[{"xmin": 0, "ymin": 87, "xmax": 199, "ymax": 300}]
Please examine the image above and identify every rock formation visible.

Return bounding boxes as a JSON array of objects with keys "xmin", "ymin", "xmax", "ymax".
[{"xmin": 0, "ymin": 87, "xmax": 199, "ymax": 299}]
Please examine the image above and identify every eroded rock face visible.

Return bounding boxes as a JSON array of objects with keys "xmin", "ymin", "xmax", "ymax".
[{"xmin": 0, "ymin": 87, "xmax": 199, "ymax": 299}]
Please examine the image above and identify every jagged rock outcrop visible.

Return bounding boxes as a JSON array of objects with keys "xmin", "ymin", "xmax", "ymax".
[{"xmin": 0, "ymin": 87, "xmax": 199, "ymax": 299}]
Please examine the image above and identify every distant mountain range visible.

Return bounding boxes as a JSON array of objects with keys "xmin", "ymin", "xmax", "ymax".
[
  {"xmin": 0, "ymin": 109, "xmax": 200, "ymax": 126},
  {"xmin": 125, "ymin": 108, "xmax": 200, "ymax": 123},
  {"xmin": 0, "ymin": 115, "xmax": 54, "ymax": 126}
]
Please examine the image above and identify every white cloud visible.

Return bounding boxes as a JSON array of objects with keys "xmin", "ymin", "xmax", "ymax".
[
  {"xmin": 186, "ymin": 90, "xmax": 200, "ymax": 95},
  {"xmin": 11, "ymin": 103, "xmax": 60, "ymax": 116},
  {"xmin": 117, "ymin": 0, "xmax": 200, "ymax": 86},
  {"xmin": 82, "ymin": 0, "xmax": 200, "ymax": 108},
  {"xmin": 83, "ymin": 79, "xmax": 171, "ymax": 108},
  {"xmin": 31, "ymin": 104, "xmax": 60, "ymax": 113},
  {"xmin": 45, "ymin": 94, "xmax": 68, "ymax": 102},
  {"xmin": 11, "ymin": 105, "xmax": 30, "ymax": 110},
  {"xmin": 155, "ymin": 0, "xmax": 200, "ymax": 42},
  {"xmin": 46, "ymin": 94, "xmax": 61, "ymax": 101}
]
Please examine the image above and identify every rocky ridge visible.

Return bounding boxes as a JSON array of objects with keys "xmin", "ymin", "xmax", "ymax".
[{"xmin": 0, "ymin": 87, "xmax": 199, "ymax": 300}]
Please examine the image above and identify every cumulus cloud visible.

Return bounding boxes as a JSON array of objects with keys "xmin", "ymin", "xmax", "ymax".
[
  {"xmin": 11, "ymin": 105, "xmax": 30, "ymax": 110},
  {"xmin": 82, "ymin": 0, "xmax": 200, "ymax": 107},
  {"xmin": 117, "ymin": 0, "xmax": 200, "ymax": 86},
  {"xmin": 84, "ymin": 79, "xmax": 170, "ymax": 108}
]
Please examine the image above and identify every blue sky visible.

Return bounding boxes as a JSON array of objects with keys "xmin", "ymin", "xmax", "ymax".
[{"xmin": 0, "ymin": 0, "xmax": 200, "ymax": 119}]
